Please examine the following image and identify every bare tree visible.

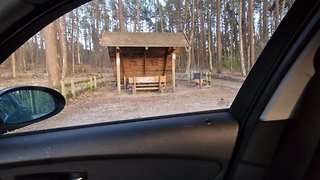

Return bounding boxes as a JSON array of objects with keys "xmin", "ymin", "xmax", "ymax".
[
  {"xmin": 11, "ymin": 53, "xmax": 16, "ymax": 78},
  {"xmin": 185, "ymin": 0, "xmax": 195, "ymax": 73},
  {"xmin": 263, "ymin": 0, "xmax": 268, "ymax": 45},
  {"xmin": 75, "ymin": 8, "xmax": 81, "ymax": 68},
  {"xmin": 59, "ymin": 17, "xmax": 68, "ymax": 78},
  {"xmin": 248, "ymin": 0, "xmax": 255, "ymax": 69},
  {"xmin": 280, "ymin": 0, "xmax": 287, "ymax": 20},
  {"xmin": 18, "ymin": 46, "xmax": 26, "ymax": 72},
  {"xmin": 156, "ymin": 0, "xmax": 164, "ymax": 32},
  {"xmin": 118, "ymin": 0, "xmax": 125, "ymax": 31},
  {"xmin": 238, "ymin": 0, "xmax": 246, "ymax": 76},
  {"xmin": 198, "ymin": 0, "xmax": 206, "ymax": 68},
  {"xmin": 216, "ymin": 0, "xmax": 222, "ymax": 73},
  {"xmin": 43, "ymin": 23, "xmax": 61, "ymax": 88},
  {"xmin": 207, "ymin": 0, "xmax": 213, "ymax": 72},
  {"xmin": 274, "ymin": 0, "xmax": 280, "ymax": 28},
  {"xmin": 69, "ymin": 12, "xmax": 75, "ymax": 75},
  {"xmin": 135, "ymin": 0, "xmax": 141, "ymax": 32}
]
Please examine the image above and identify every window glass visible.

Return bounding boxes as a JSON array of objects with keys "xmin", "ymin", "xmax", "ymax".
[{"xmin": 0, "ymin": 0, "xmax": 295, "ymax": 133}]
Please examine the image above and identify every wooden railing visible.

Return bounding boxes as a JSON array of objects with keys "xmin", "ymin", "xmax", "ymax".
[
  {"xmin": 177, "ymin": 71, "xmax": 212, "ymax": 81},
  {"xmin": 60, "ymin": 75, "xmax": 105, "ymax": 100}
]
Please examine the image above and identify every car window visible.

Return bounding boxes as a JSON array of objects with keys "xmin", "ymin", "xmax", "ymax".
[{"xmin": 0, "ymin": 0, "xmax": 295, "ymax": 133}]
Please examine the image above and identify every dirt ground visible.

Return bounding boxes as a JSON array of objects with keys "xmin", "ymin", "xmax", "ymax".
[{"xmin": 14, "ymin": 78, "xmax": 243, "ymax": 133}]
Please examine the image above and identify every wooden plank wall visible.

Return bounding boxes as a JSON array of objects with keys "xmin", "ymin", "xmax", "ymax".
[{"xmin": 109, "ymin": 47, "xmax": 180, "ymax": 83}]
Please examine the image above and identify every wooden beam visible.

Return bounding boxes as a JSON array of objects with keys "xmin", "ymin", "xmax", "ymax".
[
  {"xmin": 167, "ymin": 47, "xmax": 175, "ymax": 55},
  {"xmin": 172, "ymin": 49, "xmax": 176, "ymax": 92},
  {"xmin": 121, "ymin": 47, "xmax": 125, "ymax": 82},
  {"xmin": 144, "ymin": 46, "xmax": 148, "ymax": 75},
  {"xmin": 116, "ymin": 46, "xmax": 121, "ymax": 94},
  {"xmin": 163, "ymin": 47, "xmax": 168, "ymax": 76}
]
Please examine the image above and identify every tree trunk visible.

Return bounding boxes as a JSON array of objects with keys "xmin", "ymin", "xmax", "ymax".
[
  {"xmin": 230, "ymin": 1, "xmax": 239, "ymax": 57},
  {"xmin": 135, "ymin": 0, "xmax": 141, "ymax": 32},
  {"xmin": 263, "ymin": 0, "xmax": 268, "ymax": 45},
  {"xmin": 70, "ymin": 12, "xmax": 75, "ymax": 75},
  {"xmin": 198, "ymin": 0, "xmax": 205, "ymax": 68},
  {"xmin": 76, "ymin": 8, "xmax": 81, "ymax": 69},
  {"xmin": 280, "ymin": 0, "xmax": 286, "ymax": 20},
  {"xmin": 59, "ymin": 17, "xmax": 68, "ymax": 79},
  {"xmin": 216, "ymin": 0, "xmax": 222, "ymax": 73},
  {"xmin": 238, "ymin": 0, "xmax": 246, "ymax": 76},
  {"xmin": 242, "ymin": 0, "xmax": 248, "ymax": 64},
  {"xmin": 156, "ymin": 0, "xmax": 164, "ymax": 32},
  {"xmin": 118, "ymin": 0, "xmax": 125, "ymax": 31},
  {"xmin": 11, "ymin": 53, "xmax": 16, "ymax": 78},
  {"xmin": 177, "ymin": 0, "xmax": 183, "ymax": 32},
  {"xmin": 274, "ymin": 0, "xmax": 280, "ymax": 28},
  {"xmin": 43, "ymin": 23, "xmax": 61, "ymax": 88},
  {"xmin": 92, "ymin": 0, "xmax": 101, "ymax": 70},
  {"xmin": 30, "ymin": 40, "xmax": 35, "ymax": 73},
  {"xmin": 248, "ymin": 0, "xmax": 255, "ymax": 69},
  {"xmin": 182, "ymin": 0, "xmax": 189, "ymax": 32},
  {"xmin": 40, "ymin": 31, "xmax": 46, "ymax": 71},
  {"xmin": 207, "ymin": 0, "xmax": 213, "ymax": 72},
  {"xmin": 19, "ymin": 45, "xmax": 26, "ymax": 72},
  {"xmin": 185, "ymin": 0, "xmax": 195, "ymax": 73}
]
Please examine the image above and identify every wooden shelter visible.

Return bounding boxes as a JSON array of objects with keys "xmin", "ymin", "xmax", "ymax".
[{"xmin": 101, "ymin": 32, "xmax": 190, "ymax": 94}]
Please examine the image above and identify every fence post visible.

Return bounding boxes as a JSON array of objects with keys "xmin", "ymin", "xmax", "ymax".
[
  {"xmin": 94, "ymin": 76, "xmax": 97, "ymax": 90},
  {"xmin": 200, "ymin": 71, "xmax": 203, "ymax": 87},
  {"xmin": 89, "ymin": 76, "xmax": 93, "ymax": 90},
  {"xmin": 71, "ymin": 78, "xmax": 76, "ymax": 99},
  {"xmin": 190, "ymin": 71, "xmax": 194, "ymax": 81},
  {"xmin": 60, "ymin": 80, "xmax": 67, "ymax": 100},
  {"xmin": 205, "ymin": 72, "xmax": 208, "ymax": 84}
]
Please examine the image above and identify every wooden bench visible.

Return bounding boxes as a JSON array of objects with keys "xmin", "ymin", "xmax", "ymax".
[{"xmin": 126, "ymin": 76, "xmax": 166, "ymax": 94}]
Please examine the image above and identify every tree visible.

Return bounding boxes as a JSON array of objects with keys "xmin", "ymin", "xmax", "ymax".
[
  {"xmin": 118, "ymin": 0, "xmax": 125, "ymax": 31},
  {"xmin": 263, "ymin": 0, "xmax": 268, "ymax": 45},
  {"xmin": 135, "ymin": 0, "xmax": 141, "ymax": 32},
  {"xmin": 216, "ymin": 0, "xmax": 222, "ymax": 73},
  {"xmin": 75, "ymin": 8, "xmax": 81, "ymax": 68},
  {"xmin": 18, "ymin": 46, "xmax": 26, "ymax": 72},
  {"xmin": 69, "ymin": 11, "xmax": 75, "ymax": 75},
  {"xmin": 156, "ymin": 0, "xmax": 164, "ymax": 32},
  {"xmin": 11, "ymin": 53, "xmax": 16, "ymax": 78},
  {"xmin": 238, "ymin": 0, "xmax": 247, "ymax": 76},
  {"xmin": 92, "ymin": 0, "xmax": 102, "ymax": 69},
  {"xmin": 280, "ymin": 0, "xmax": 287, "ymax": 20},
  {"xmin": 43, "ymin": 23, "xmax": 61, "ymax": 88},
  {"xmin": 207, "ymin": 0, "xmax": 214, "ymax": 72},
  {"xmin": 274, "ymin": 0, "xmax": 280, "ymax": 28},
  {"xmin": 248, "ymin": 0, "xmax": 255, "ymax": 69},
  {"xmin": 198, "ymin": 0, "xmax": 206, "ymax": 68},
  {"xmin": 185, "ymin": 0, "xmax": 195, "ymax": 73},
  {"xmin": 59, "ymin": 17, "xmax": 68, "ymax": 78}
]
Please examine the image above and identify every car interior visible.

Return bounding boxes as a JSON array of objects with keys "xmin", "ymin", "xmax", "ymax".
[{"xmin": 0, "ymin": 0, "xmax": 319, "ymax": 180}]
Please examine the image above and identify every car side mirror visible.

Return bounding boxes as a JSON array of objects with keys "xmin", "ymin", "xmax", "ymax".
[{"xmin": 0, "ymin": 86, "xmax": 65, "ymax": 134}]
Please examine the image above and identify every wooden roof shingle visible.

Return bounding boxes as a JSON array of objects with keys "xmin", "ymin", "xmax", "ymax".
[{"xmin": 100, "ymin": 32, "xmax": 190, "ymax": 47}]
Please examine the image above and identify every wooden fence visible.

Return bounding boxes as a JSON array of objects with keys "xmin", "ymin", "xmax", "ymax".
[
  {"xmin": 176, "ymin": 71, "xmax": 212, "ymax": 81},
  {"xmin": 60, "ymin": 75, "xmax": 105, "ymax": 100}
]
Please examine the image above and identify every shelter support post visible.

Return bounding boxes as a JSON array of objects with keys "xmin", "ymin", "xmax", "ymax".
[
  {"xmin": 144, "ymin": 47, "xmax": 148, "ymax": 75},
  {"xmin": 172, "ymin": 49, "xmax": 176, "ymax": 92},
  {"xmin": 116, "ymin": 47, "xmax": 121, "ymax": 94}
]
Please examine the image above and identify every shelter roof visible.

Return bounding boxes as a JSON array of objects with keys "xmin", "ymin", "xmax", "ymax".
[{"xmin": 101, "ymin": 32, "xmax": 190, "ymax": 48}]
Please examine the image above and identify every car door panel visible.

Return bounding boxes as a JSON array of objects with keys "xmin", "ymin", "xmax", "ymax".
[
  {"xmin": 2, "ymin": 159, "xmax": 220, "ymax": 180},
  {"xmin": 0, "ymin": 112, "xmax": 238, "ymax": 179}
]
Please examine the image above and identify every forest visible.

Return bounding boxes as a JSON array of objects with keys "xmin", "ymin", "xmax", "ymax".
[{"xmin": 0, "ymin": 0, "xmax": 294, "ymax": 88}]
